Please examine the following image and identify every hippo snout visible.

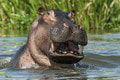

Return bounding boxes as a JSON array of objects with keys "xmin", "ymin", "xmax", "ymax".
[
  {"xmin": 50, "ymin": 23, "xmax": 88, "ymax": 46},
  {"xmin": 49, "ymin": 24, "xmax": 88, "ymax": 64}
]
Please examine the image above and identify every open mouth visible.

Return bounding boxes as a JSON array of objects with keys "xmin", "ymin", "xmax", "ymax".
[{"xmin": 49, "ymin": 41, "xmax": 84, "ymax": 64}]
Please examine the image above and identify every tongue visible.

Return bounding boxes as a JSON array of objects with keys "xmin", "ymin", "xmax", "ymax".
[{"xmin": 68, "ymin": 41, "xmax": 78, "ymax": 51}]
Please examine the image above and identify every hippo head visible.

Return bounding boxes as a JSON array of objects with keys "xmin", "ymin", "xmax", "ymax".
[{"xmin": 37, "ymin": 7, "xmax": 88, "ymax": 65}]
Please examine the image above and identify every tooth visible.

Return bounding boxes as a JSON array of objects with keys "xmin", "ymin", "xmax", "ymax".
[
  {"xmin": 78, "ymin": 46, "xmax": 84, "ymax": 54},
  {"xmin": 63, "ymin": 51, "xmax": 67, "ymax": 54},
  {"xmin": 70, "ymin": 51, "xmax": 74, "ymax": 54}
]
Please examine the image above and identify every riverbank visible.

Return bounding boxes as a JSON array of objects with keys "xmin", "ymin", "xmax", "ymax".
[{"xmin": 0, "ymin": 0, "xmax": 120, "ymax": 32}]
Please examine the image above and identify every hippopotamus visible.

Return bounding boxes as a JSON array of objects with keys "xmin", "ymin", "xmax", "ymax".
[{"xmin": 9, "ymin": 7, "xmax": 88, "ymax": 69}]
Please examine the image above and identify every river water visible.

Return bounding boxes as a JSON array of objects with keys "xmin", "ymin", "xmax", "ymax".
[{"xmin": 0, "ymin": 33, "xmax": 120, "ymax": 80}]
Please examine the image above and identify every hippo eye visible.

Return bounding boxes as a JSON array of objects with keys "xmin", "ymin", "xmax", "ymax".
[
  {"xmin": 63, "ymin": 23, "xmax": 73, "ymax": 34},
  {"xmin": 47, "ymin": 12, "xmax": 50, "ymax": 15},
  {"xmin": 47, "ymin": 11, "xmax": 57, "ymax": 18}
]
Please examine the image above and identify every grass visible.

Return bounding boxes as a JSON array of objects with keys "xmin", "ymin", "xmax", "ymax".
[{"xmin": 0, "ymin": 0, "xmax": 120, "ymax": 33}]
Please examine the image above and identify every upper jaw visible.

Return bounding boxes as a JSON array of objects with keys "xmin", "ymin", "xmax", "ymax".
[{"xmin": 49, "ymin": 41, "xmax": 84, "ymax": 64}]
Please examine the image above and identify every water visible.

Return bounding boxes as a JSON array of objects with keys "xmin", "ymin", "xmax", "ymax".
[{"xmin": 0, "ymin": 33, "xmax": 120, "ymax": 80}]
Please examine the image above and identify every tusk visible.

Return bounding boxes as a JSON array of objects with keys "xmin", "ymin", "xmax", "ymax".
[
  {"xmin": 63, "ymin": 51, "xmax": 67, "ymax": 54},
  {"xmin": 78, "ymin": 45, "xmax": 84, "ymax": 54},
  {"xmin": 50, "ymin": 43, "xmax": 55, "ymax": 52}
]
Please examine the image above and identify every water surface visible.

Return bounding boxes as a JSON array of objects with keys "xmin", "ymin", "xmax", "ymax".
[{"xmin": 0, "ymin": 33, "xmax": 120, "ymax": 80}]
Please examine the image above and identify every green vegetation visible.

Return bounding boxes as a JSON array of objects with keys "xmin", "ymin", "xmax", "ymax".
[{"xmin": 0, "ymin": 0, "xmax": 120, "ymax": 34}]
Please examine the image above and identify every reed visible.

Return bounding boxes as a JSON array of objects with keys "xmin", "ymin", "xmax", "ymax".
[{"xmin": 0, "ymin": 0, "xmax": 120, "ymax": 33}]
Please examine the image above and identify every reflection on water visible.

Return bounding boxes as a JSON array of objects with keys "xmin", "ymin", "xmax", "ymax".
[{"xmin": 0, "ymin": 33, "xmax": 120, "ymax": 80}]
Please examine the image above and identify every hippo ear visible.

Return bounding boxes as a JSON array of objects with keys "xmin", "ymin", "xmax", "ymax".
[
  {"xmin": 68, "ymin": 10, "xmax": 75, "ymax": 22},
  {"xmin": 43, "ymin": 10, "xmax": 57, "ymax": 24},
  {"xmin": 37, "ymin": 7, "xmax": 45, "ymax": 15}
]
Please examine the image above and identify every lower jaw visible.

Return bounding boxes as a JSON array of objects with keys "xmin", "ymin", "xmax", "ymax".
[
  {"xmin": 49, "ymin": 60, "xmax": 74, "ymax": 67},
  {"xmin": 49, "ymin": 53, "xmax": 84, "ymax": 64}
]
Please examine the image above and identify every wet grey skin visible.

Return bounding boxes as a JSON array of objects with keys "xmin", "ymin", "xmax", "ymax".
[{"xmin": 9, "ymin": 7, "xmax": 88, "ymax": 69}]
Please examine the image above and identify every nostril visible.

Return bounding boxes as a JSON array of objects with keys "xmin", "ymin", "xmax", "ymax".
[{"xmin": 80, "ymin": 41, "xmax": 88, "ymax": 46}]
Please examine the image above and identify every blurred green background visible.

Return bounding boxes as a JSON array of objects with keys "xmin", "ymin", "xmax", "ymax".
[{"xmin": 0, "ymin": 0, "xmax": 120, "ymax": 36}]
